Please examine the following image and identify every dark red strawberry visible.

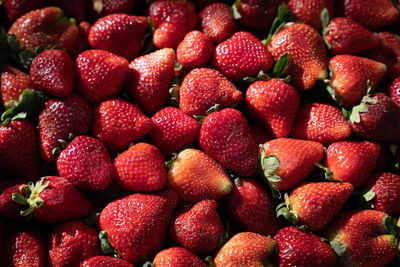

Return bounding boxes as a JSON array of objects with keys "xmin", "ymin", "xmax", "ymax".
[
  {"xmin": 389, "ymin": 76, "xmax": 400, "ymax": 107},
  {"xmin": 288, "ymin": 0, "xmax": 334, "ymax": 30},
  {"xmin": 81, "ymin": 256, "xmax": 134, "ymax": 267},
  {"xmin": 0, "ymin": 180, "xmax": 29, "ymax": 222},
  {"xmin": 70, "ymin": 21, "xmax": 92, "ymax": 60},
  {"xmin": 3, "ymin": 0, "xmax": 45, "ymax": 21},
  {"xmin": 176, "ymin": 31, "xmax": 213, "ymax": 69},
  {"xmin": 153, "ymin": 247, "xmax": 207, "ymax": 267},
  {"xmin": 249, "ymin": 123, "xmax": 274, "ymax": 145},
  {"xmin": 89, "ymin": 0, "xmax": 136, "ymax": 19},
  {"xmin": 51, "ymin": 0, "xmax": 87, "ymax": 22},
  {"xmin": 236, "ymin": 0, "xmax": 282, "ymax": 31},
  {"xmin": 1, "ymin": 65, "xmax": 34, "ymax": 107}
]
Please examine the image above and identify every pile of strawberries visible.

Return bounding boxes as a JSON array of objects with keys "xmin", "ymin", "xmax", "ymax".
[{"xmin": 1, "ymin": 0, "xmax": 400, "ymax": 266}]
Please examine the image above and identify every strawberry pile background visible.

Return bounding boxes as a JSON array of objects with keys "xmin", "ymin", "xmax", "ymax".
[{"xmin": 0, "ymin": 0, "xmax": 400, "ymax": 266}]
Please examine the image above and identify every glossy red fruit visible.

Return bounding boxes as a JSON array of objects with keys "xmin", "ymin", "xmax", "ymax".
[
  {"xmin": 81, "ymin": 256, "xmax": 134, "ymax": 267},
  {"xmin": 3, "ymin": 0, "xmax": 45, "ymax": 21},
  {"xmin": 89, "ymin": 0, "xmax": 136, "ymax": 18},
  {"xmin": 153, "ymin": 247, "xmax": 207, "ymax": 267},
  {"xmin": 69, "ymin": 21, "xmax": 92, "ymax": 59},
  {"xmin": 288, "ymin": 0, "xmax": 334, "ymax": 30},
  {"xmin": 1, "ymin": 65, "xmax": 34, "ymax": 106},
  {"xmin": 236, "ymin": 0, "xmax": 282, "ymax": 31},
  {"xmin": 177, "ymin": 31, "xmax": 213, "ymax": 69},
  {"xmin": 92, "ymin": 98, "xmax": 152, "ymax": 152},
  {"xmin": 389, "ymin": 76, "xmax": 400, "ymax": 107},
  {"xmin": 0, "ymin": 180, "xmax": 29, "ymax": 222}
]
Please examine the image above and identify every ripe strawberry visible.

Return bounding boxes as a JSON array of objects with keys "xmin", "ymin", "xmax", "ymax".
[
  {"xmin": 198, "ymin": 3, "xmax": 236, "ymax": 44},
  {"xmin": 274, "ymin": 226, "xmax": 336, "ymax": 267},
  {"xmin": 88, "ymin": 14, "xmax": 148, "ymax": 59},
  {"xmin": 170, "ymin": 200, "xmax": 224, "ymax": 255},
  {"xmin": 8, "ymin": 7, "xmax": 79, "ymax": 51},
  {"xmin": 149, "ymin": 0, "xmax": 197, "ymax": 49},
  {"xmin": 153, "ymin": 247, "xmax": 207, "ymax": 267},
  {"xmin": 3, "ymin": 0, "xmax": 45, "ymax": 21},
  {"xmin": 1, "ymin": 65, "xmax": 34, "ymax": 107},
  {"xmin": 81, "ymin": 256, "xmax": 134, "ymax": 267},
  {"xmin": 261, "ymin": 138, "xmax": 325, "ymax": 191},
  {"xmin": 30, "ymin": 49, "xmax": 74, "ymax": 97},
  {"xmin": 167, "ymin": 148, "xmax": 232, "ymax": 203},
  {"xmin": 326, "ymin": 210, "xmax": 399, "ymax": 267},
  {"xmin": 223, "ymin": 178, "xmax": 279, "ymax": 236},
  {"xmin": 389, "ymin": 76, "xmax": 400, "ymax": 107},
  {"xmin": 246, "ymin": 78, "xmax": 300, "ymax": 138},
  {"xmin": 176, "ymin": 31, "xmax": 213, "ymax": 69},
  {"xmin": 328, "ymin": 55, "xmax": 387, "ymax": 108},
  {"xmin": 214, "ymin": 232, "xmax": 276, "ymax": 267},
  {"xmin": 288, "ymin": 0, "xmax": 334, "ymax": 30},
  {"xmin": 92, "ymin": 98, "xmax": 152, "ymax": 152},
  {"xmin": 48, "ymin": 221, "xmax": 102, "ymax": 267},
  {"xmin": 69, "ymin": 21, "xmax": 92, "ymax": 59},
  {"xmin": 199, "ymin": 108, "xmax": 258, "ymax": 177},
  {"xmin": 236, "ymin": 0, "xmax": 282, "ymax": 31},
  {"xmin": 76, "ymin": 49, "xmax": 129, "ymax": 104},
  {"xmin": 325, "ymin": 140, "xmax": 380, "ymax": 187},
  {"xmin": 99, "ymin": 190, "xmax": 178, "ymax": 265},
  {"xmin": 291, "ymin": 102, "xmax": 352, "ymax": 145},
  {"xmin": 212, "ymin": 31, "xmax": 273, "ymax": 82},
  {"xmin": 38, "ymin": 94, "xmax": 92, "ymax": 162},
  {"xmin": 324, "ymin": 17, "xmax": 381, "ymax": 55},
  {"xmin": 88, "ymin": 0, "xmax": 136, "ymax": 19},
  {"xmin": 57, "ymin": 135, "xmax": 115, "ymax": 190},
  {"xmin": 125, "ymin": 48, "xmax": 175, "ymax": 113},
  {"xmin": 149, "ymin": 107, "xmax": 200, "ymax": 156},
  {"xmin": 179, "ymin": 68, "xmax": 242, "ymax": 116},
  {"xmin": 0, "ymin": 180, "xmax": 29, "ymax": 222}
]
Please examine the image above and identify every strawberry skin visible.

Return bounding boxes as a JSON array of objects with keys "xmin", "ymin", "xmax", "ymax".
[
  {"xmin": 1, "ymin": 65, "xmax": 34, "ymax": 106},
  {"xmin": 236, "ymin": 0, "xmax": 282, "ymax": 31},
  {"xmin": 3, "ymin": 0, "xmax": 45, "ymax": 21},
  {"xmin": 153, "ymin": 247, "xmax": 207, "ymax": 267},
  {"xmin": 0, "ymin": 180, "xmax": 29, "ymax": 222},
  {"xmin": 389, "ymin": 76, "xmax": 400, "ymax": 107},
  {"xmin": 288, "ymin": 0, "xmax": 334, "ymax": 30},
  {"xmin": 81, "ymin": 256, "xmax": 134, "ymax": 267},
  {"xmin": 176, "ymin": 31, "xmax": 213, "ymax": 69}
]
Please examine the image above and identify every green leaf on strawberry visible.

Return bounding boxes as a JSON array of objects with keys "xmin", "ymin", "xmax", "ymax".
[{"xmin": 330, "ymin": 240, "xmax": 347, "ymax": 256}]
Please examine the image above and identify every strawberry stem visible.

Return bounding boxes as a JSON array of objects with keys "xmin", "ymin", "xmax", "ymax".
[{"xmin": 99, "ymin": 230, "xmax": 121, "ymax": 258}]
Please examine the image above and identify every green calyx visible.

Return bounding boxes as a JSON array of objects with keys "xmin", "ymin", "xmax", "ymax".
[
  {"xmin": 51, "ymin": 133, "xmax": 75, "ymax": 156},
  {"xmin": 348, "ymin": 84, "xmax": 376, "ymax": 124},
  {"xmin": 244, "ymin": 52, "xmax": 291, "ymax": 83},
  {"xmin": 259, "ymin": 145, "xmax": 282, "ymax": 199},
  {"xmin": 314, "ymin": 163, "xmax": 335, "ymax": 181},
  {"xmin": 383, "ymin": 216, "xmax": 400, "ymax": 237},
  {"xmin": 320, "ymin": 8, "xmax": 331, "ymax": 49},
  {"xmin": 276, "ymin": 194, "xmax": 298, "ymax": 224},
  {"xmin": 263, "ymin": 3, "xmax": 296, "ymax": 45},
  {"xmin": 330, "ymin": 240, "xmax": 347, "ymax": 257},
  {"xmin": 231, "ymin": 0, "xmax": 241, "ymax": 20},
  {"xmin": 99, "ymin": 231, "xmax": 121, "ymax": 258}
]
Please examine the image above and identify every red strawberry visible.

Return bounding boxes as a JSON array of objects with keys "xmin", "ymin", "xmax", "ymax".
[
  {"xmin": 326, "ymin": 210, "xmax": 399, "ymax": 267},
  {"xmin": 92, "ymin": 98, "xmax": 152, "ymax": 152},
  {"xmin": 0, "ymin": 180, "xmax": 29, "ymax": 221},
  {"xmin": 51, "ymin": 0, "xmax": 87, "ymax": 22},
  {"xmin": 170, "ymin": 200, "xmax": 225, "ymax": 255},
  {"xmin": 3, "ymin": 0, "xmax": 45, "ymax": 21},
  {"xmin": 325, "ymin": 140, "xmax": 380, "ymax": 187},
  {"xmin": 291, "ymin": 102, "xmax": 352, "ymax": 145},
  {"xmin": 267, "ymin": 23, "xmax": 327, "ymax": 90},
  {"xmin": 125, "ymin": 48, "xmax": 175, "ymax": 113},
  {"xmin": 149, "ymin": 0, "xmax": 197, "ymax": 49},
  {"xmin": 214, "ymin": 232, "xmax": 276, "ymax": 266},
  {"xmin": 81, "ymin": 256, "xmax": 134, "ymax": 267},
  {"xmin": 0, "ymin": 228, "xmax": 46, "ymax": 267},
  {"xmin": 324, "ymin": 17, "xmax": 381, "ymax": 55},
  {"xmin": 30, "ymin": 49, "xmax": 74, "ymax": 97},
  {"xmin": 76, "ymin": 49, "xmax": 129, "ymax": 104},
  {"xmin": 179, "ymin": 68, "xmax": 242, "ymax": 116},
  {"xmin": 48, "ymin": 221, "xmax": 102, "ymax": 267},
  {"xmin": 274, "ymin": 226, "xmax": 336, "ymax": 267},
  {"xmin": 99, "ymin": 190, "xmax": 178, "ymax": 265},
  {"xmin": 199, "ymin": 108, "xmax": 258, "ymax": 177},
  {"xmin": 176, "ymin": 31, "xmax": 213, "ymax": 69},
  {"xmin": 236, "ymin": 0, "xmax": 282, "ymax": 31},
  {"xmin": 57, "ymin": 135, "xmax": 115, "ymax": 190},
  {"xmin": 69, "ymin": 21, "xmax": 92, "ymax": 59},
  {"xmin": 288, "ymin": 0, "xmax": 334, "ymax": 30},
  {"xmin": 223, "ymin": 178, "xmax": 279, "ymax": 236},
  {"xmin": 38, "ymin": 94, "xmax": 92, "ymax": 162},
  {"xmin": 1, "ymin": 65, "xmax": 34, "ymax": 107},
  {"xmin": 390, "ymin": 76, "xmax": 400, "ymax": 107},
  {"xmin": 261, "ymin": 138, "xmax": 325, "ymax": 191},
  {"xmin": 88, "ymin": 14, "xmax": 148, "ymax": 59},
  {"xmin": 89, "ymin": 0, "xmax": 136, "ymax": 19},
  {"xmin": 328, "ymin": 55, "xmax": 387, "ymax": 108},
  {"xmin": 153, "ymin": 247, "xmax": 207, "ymax": 267},
  {"xmin": 212, "ymin": 31, "xmax": 273, "ymax": 82},
  {"xmin": 167, "ymin": 148, "xmax": 232, "ymax": 203},
  {"xmin": 149, "ymin": 107, "xmax": 200, "ymax": 156},
  {"xmin": 198, "ymin": 3, "xmax": 236, "ymax": 44},
  {"xmin": 8, "ymin": 7, "xmax": 78, "ymax": 51},
  {"xmin": 246, "ymin": 78, "xmax": 300, "ymax": 138}
]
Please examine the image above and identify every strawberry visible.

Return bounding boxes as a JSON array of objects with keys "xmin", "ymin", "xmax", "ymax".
[
  {"xmin": 167, "ymin": 148, "xmax": 232, "ymax": 203},
  {"xmin": 89, "ymin": 0, "xmax": 136, "ymax": 19},
  {"xmin": 114, "ymin": 143, "xmax": 166, "ymax": 192},
  {"xmin": 236, "ymin": 0, "xmax": 282, "ymax": 31},
  {"xmin": 246, "ymin": 78, "xmax": 300, "ymax": 138},
  {"xmin": 389, "ymin": 76, "xmax": 400, "ymax": 107},
  {"xmin": 212, "ymin": 31, "xmax": 273, "ymax": 82},
  {"xmin": 249, "ymin": 123, "xmax": 274, "ymax": 145},
  {"xmin": 170, "ymin": 199, "xmax": 224, "ymax": 255},
  {"xmin": 48, "ymin": 221, "xmax": 102, "ymax": 267},
  {"xmin": 324, "ymin": 17, "xmax": 381, "ymax": 55},
  {"xmin": 0, "ymin": 120, "xmax": 39, "ymax": 179},
  {"xmin": 287, "ymin": 0, "xmax": 334, "ymax": 30},
  {"xmin": 92, "ymin": 98, "xmax": 152, "ymax": 152},
  {"xmin": 261, "ymin": 138, "xmax": 325, "ymax": 191},
  {"xmin": 223, "ymin": 178, "xmax": 279, "ymax": 236},
  {"xmin": 8, "ymin": 7, "xmax": 79, "ymax": 51},
  {"xmin": 125, "ymin": 48, "xmax": 175, "ymax": 113},
  {"xmin": 214, "ymin": 232, "xmax": 276, "ymax": 267},
  {"xmin": 38, "ymin": 94, "xmax": 92, "ymax": 162},
  {"xmin": 198, "ymin": 3, "xmax": 236, "ymax": 44},
  {"xmin": 51, "ymin": 0, "xmax": 87, "ymax": 22},
  {"xmin": 76, "ymin": 49, "xmax": 129, "ymax": 104},
  {"xmin": 81, "ymin": 256, "xmax": 134, "ymax": 267},
  {"xmin": 291, "ymin": 102, "xmax": 352, "ymax": 145},
  {"xmin": 149, "ymin": 107, "xmax": 200, "ymax": 156},
  {"xmin": 88, "ymin": 14, "xmax": 148, "ymax": 59},
  {"xmin": 153, "ymin": 247, "xmax": 207, "ymax": 267},
  {"xmin": 1, "ymin": 65, "xmax": 34, "ymax": 107},
  {"xmin": 328, "ymin": 55, "xmax": 387, "ymax": 108},
  {"xmin": 149, "ymin": 0, "xmax": 197, "ymax": 49},
  {"xmin": 69, "ymin": 21, "xmax": 92, "ymax": 59},
  {"xmin": 325, "ymin": 210, "xmax": 399, "ymax": 267},
  {"xmin": 325, "ymin": 140, "xmax": 380, "ymax": 187},
  {"xmin": 99, "ymin": 190, "xmax": 178, "ymax": 265},
  {"xmin": 176, "ymin": 31, "xmax": 213, "ymax": 69},
  {"xmin": 179, "ymin": 68, "xmax": 242, "ymax": 116},
  {"xmin": 57, "ymin": 135, "xmax": 115, "ymax": 190},
  {"xmin": 0, "ymin": 228, "xmax": 46, "ymax": 267},
  {"xmin": 30, "ymin": 49, "xmax": 74, "ymax": 97},
  {"xmin": 274, "ymin": 226, "xmax": 336, "ymax": 267},
  {"xmin": 3, "ymin": 0, "xmax": 45, "ymax": 21},
  {"xmin": 13, "ymin": 176, "xmax": 93, "ymax": 223},
  {"xmin": 199, "ymin": 108, "xmax": 258, "ymax": 177},
  {"xmin": 0, "ymin": 180, "xmax": 29, "ymax": 221},
  {"xmin": 267, "ymin": 23, "xmax": 327, "ymax": 90}
]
